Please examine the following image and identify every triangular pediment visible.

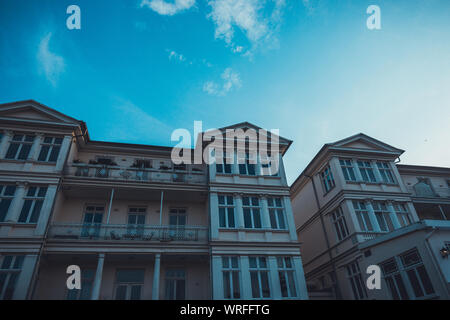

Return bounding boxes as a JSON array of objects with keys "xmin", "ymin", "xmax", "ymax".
[
  {"xmin": 0, "ymin": 100, "xmax": 80, "ymax": 125},
  {"xmin": 217, "ymin": 122, "xmax": 292, "ymax": 145},
  {"xmin": 330, "ymin": 133, "xmax": 404, "ymax": 154}
]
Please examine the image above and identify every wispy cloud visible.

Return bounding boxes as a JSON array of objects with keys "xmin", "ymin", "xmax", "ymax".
[
  {"xmin": 203, "ymin": 67, "xmax": 241, "ymax": 96},
  {"xmin": 37, "ymin": 32, "xmax": 65, "ymax": 87},
  {"xmin": 207, "ymin": 0, "xmax": 286, "ymax": 55},
  {"xmin": 167, "ymin": 49, "xmax": 187, "ymax": 62},
  {"xmin": 140, "ymin": 0, "xmax": 196, "ymax": 16}
]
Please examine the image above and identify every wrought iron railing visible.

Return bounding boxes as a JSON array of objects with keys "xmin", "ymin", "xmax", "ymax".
[{"xmin": 48, "ymin": 223, "xmax": 209, "ymax": 242}]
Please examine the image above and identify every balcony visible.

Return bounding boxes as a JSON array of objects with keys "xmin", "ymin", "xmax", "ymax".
[
  {"xmin": 65, "ymin": 163, "xmax": 206, "ymax": 185},
  {"xmin": 406, "ymin": 186, "xmax": 450, "ymax": 199},
  {"xmin": 48, "ymin": 223, "xmax": 209, "ymax": 243}
]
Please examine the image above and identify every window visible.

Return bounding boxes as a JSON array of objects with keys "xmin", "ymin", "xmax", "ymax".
[
  {"xmin": 81, "ymin": 205, "xmax": 104, "ymax": 238},
  {"xmin": 114, "ymin": 269, "xmax": 145, "ymax": 300},
  {"xmin": 216, "ymin": 152, "xmax": 232, "ymax": 174},
  {"xmin": 222, "ymin": 257, "xmax": 240, "ymax": 299},
  {"xmin": 346, "ymin": 261, "xmax": 367, "ymax": 300},
  {"xmin": 377, "ymin": 162, "xmax": 395, "ymax": 184},
  {"xmin": 5, "ymin": 134, "xmax": 34, "ymax": 160},
  {"xmin": 267, "ymin": 197, "xmax": 286, "ymax": 230},
  {"xmin": 400, "ymin": 249, "xmax": 435, "ymax": 299},
  {"xmin": 357, "ymin": 161, "xmax": 377, "ymax": 183},
  {"xmin": 18, "ymin": 186, "xmax": 47, "ymax": 224},
  {"xmin": 169, "ymin": 208, "xmax": 186, "ymax": 240},
  {"xmin": 37, "ymin": 136, "xmax": 63, "ymax": 162},
  {"xmin": 260, "ymin": 153, "xmax": 279, "ymax": 177},
  {"xmin": 218, "ymin": 195, "xmax": 235, "ymax": 228},
  {"xmin": 372, "ymin": 202, "xmax": 393, "ymax": 232},
  {"xmin": 393, "ymin": 203, "xmax": 411, "ymax": 227},
  {"xmin": 238, "ymin": 153, "xmax": 256, "ymax": 176},
  {"xmin": 320, "ymin": 165, "xmax": 335, "ymax": 193},
  {"xmin": 380, "ymin": 258, "xmax": 409, "ymax": 300},
  {"xmin": 352, "ymin": 201, "xmax": 373, "ymax": 231},
  {"xmin": 249, "ymin": 257, "xmax": 271, "ymax": 298},
  {"xmin": 165, "ymin": 269, "xmax": 185, "ymax": 300},
  {"xmin": 0, "ymin": 185, "xmax": 16, "ymax": 222},
  {"xmin": 0, "ymin": 255, "xmax": 24, "ymax": 300},
  {"xmin": 277, "ymin": 257, "xmax": 297, "ymax": 298},
  {"xmin": 66, "ymin": 269, "xmax": 94, "ymax": 300},
  {"xmin": 340, "ymin": 159, "xmax": 357, "ymax": 182},
  {"xmin": 127, "ymin": 207, "xmax": 146, "ymax": 238},
  {"xmin": 331, "ymin": 206, "xmax": 349, "ymax": 241},
  {"xmin": 242, "ymin": 197, "xmax": 261, "ymax": 229}
]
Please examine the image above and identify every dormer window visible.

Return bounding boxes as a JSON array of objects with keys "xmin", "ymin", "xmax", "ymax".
[
  {"xmin": 238, "ymin": 153, "xmax": 256, "ymax": 176},
  {"xmin": 357, "ymin": 161, "xmax": 377, "ymax": 183}
]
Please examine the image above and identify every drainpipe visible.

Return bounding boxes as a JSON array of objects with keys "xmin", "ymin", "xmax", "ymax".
[
  {"xmin": 159, "ymin": 190, "xmax": 164, "ymax": 225},
  {"xmin": 105, "ymin": 188, "xmax": 115, "ymax": 224},
  {"xmin": 305, "ymin": 174, "xmax": 342, "ymax": 299},
  {"xmin": 424, "ymin": 228, "xmax": 450, "ymax": 298}
]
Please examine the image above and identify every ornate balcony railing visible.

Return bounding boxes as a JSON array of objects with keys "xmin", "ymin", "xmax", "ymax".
[
  {"xmin": 48, "ymin": 223, "xmax": 209, "ymax": 242},
  {"xmin": 65, "ymin": 163, "xmax": 206, "ymax": 184}
]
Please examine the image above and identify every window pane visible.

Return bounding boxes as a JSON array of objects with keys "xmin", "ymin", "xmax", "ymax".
[
  {"xmin": 48, "ymin": 146, "xmax": 61, "ymax": 162},
  {"xmin": 17, "ymin": 144, "xmax": 31, "ymax": 160},
  {"xmin": 417, "ymin": 266, "xmax": 434, "ymax": 295},
  {"xmin": 250, "ymin": 272, "xmax": 260, "ymax": 298},
  {"xmin": 38, "ymin": 146, "xmax": 50, "ymax": 161},
  {"xmin": 18, "ymin": 200, "xmax": 33, "ymax": 223},
  {"xmin": 227, "ymin": 208, "xmax": 235, "ymax": 228},
  {"xmin": 232, "ymin": 272, "xmax": 240, "ymax": 298},
  {"xmin": 115, "ymin": 285, "xmax": 127, "ymax": 300},
  {"xmin": 29, "ymin": 200, "xmax": 43, "ymax": 223},
  {"xmin": 223, "ymin": 272, "xmax": 231, "ymax": 299},
  {"xmin": 130, "ymin": 285, "xmax": 142, "ymax": 300},
  {"xmin": 260, "ymin": 272, "xmax": 271, "ymax": 298},
  {"xmin": 407, "ymin": 270, "xmax": 424, "ymax": 297}
]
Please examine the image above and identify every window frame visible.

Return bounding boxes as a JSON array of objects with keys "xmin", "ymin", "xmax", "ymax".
[
  {"xmin": 242, "ymin": 196, "xmax": 262, "ymax": 229},
  {"xmin": 320, "ymin": 165, "xmax": 335, "ymax": 193},
  {"xmin": 357, "ymin": 160, "xmax": 377, "ymax": 183},
  {"xmin": 339, "ymin": 159, "xmax": 357, "ymax": 182},
  {"xmin": 249, "ymin": 256, "xmax": 271, "ymax": 299},
  {"xmin": 17, "ymin": 186, "xmax": 47, "ymax": 224},
  {"xmin": 222, "ymin": 256, "xmax": 241, "ymax": 299},
  {"xmin": 4, "ymin": 133, "xmax": 35, "ymax": 161},
  {"xmin": 267, "ymin": 197, "xmax": 286, "ymax": 230},
  {"xmin": 331, "ymin": 206, "xmax": 349, "ymax": 241},
  {"xmin": 218, "ymin": 195, "xmax": 236, "ymax": 229},
  {"xmin": 277, "ymin": 257, "xmax": 298, "ymax": 298},
  {"xmin": 0, "ymin": 185, "xmax": 16, "ymax": 222},
  {"xmin": 376, "ymin": 161, "xmax": 395, "ymax": 184},
  {"xmin": 37, "ymin": 136, "xmax": 63, "ymax": 163}
]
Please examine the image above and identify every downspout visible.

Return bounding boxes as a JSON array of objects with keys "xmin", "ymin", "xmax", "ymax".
[
  {"xmin": 305, "ymin": 174, "xmax": 342, "ymax": 299},
  {"xmin": 424, "ymin": 228, "xmax": 450, "ymax": 298}
]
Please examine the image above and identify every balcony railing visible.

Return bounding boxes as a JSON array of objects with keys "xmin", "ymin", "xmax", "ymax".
[
  {"xmin": 65, "ymin": 163, "xmax": 206, "ymax": 184},
  {"xmin": 351, "ymin": 231, "xmax": 388, "ymax": 244},
  {"xmin": 48, "ymin": 223, "xmax": 209, "ymax": 243}
]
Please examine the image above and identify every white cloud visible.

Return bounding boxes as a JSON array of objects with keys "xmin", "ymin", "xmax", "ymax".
[
  {"xmin": 37, "ymin": 32, "xmax": 65, "ymax": 87},
  {"xmin": 207, "ymin": 0, "xmax": 285, "ymax": 53},
  {"xmin": 140, "ymin": 0, "xmax": 195, "ymax": 16},
  {"xmin": 203, "ymin": 67, "xmax": 242, "ymax": 96},
  {"xmin": 168, "ymin": 50, "xmax": 186, "ymax": 62}
]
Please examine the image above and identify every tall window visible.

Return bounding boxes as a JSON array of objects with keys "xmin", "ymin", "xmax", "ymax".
[
  {"xmin": 346, "ymin": 261, "xmax": 367, "ymax": 300},
  {"xmin": 81, "ymin": 205, "xmax": 104, "ymax": 238},
  {"xmin": 114, "ymin": 269, "xmax": 145, "ymax": 300},
  {"xmin": 376, "ymin": 162, "xmax": 395, "ymax": 184},
  {"xmin": 222, "ymin": 257, "xmax": 240, "ymax": 299},
  {"xmin": 0, "ymin": 255, "xmax": 24, "ymax": 300},
  {"xmin": 331, "ymin": 206, "xmax": 349, "ymax": 241},
  {"xmin": 0, "ymin": 185, "xmax": 16, "ymax": 222},
  {"xmin": 352, "ymin": 201, "xmax": 373, "ymax": 231},
  {"xmin": 66, "ymin": 269, "xmax": 94, "ymax": 300},
  {"xmin": 218, "ymin": 195, "xmax": 235, "ymax": 228},
  {"xmin": 127, "ymin": 207, "xmax": 146, "ymax": 238},
  {"xmin": 5, "ymin": 134, "xmax": 34, "ymax": 160},
  {"xmin": 340, "ymin": 159, "xmax": 357, "ymax": 182},
  {"xmin": 249, "ymin": 257, "xmax": 271, "ymax": 299},
  {"xmin": 372, "ymin": 202, "xmax": 393, "ymax": 232},
  {"xmin": 399, "ymin": 249, "xmax": 435, "ymax": 299},
  {"xmin": 18, "ymin": 186, "xmax": 47, "ymax": 224},
  {"xmin": 165, "ymin": 269, "xmax": 186, "ymax": 300},
  {"xmin": 267, "ymin": 197, "xmax": 286, "ymax": 230},
  {"xmin": 357, "ymin": 161, "xmax": 377, "ymax": 183},
  {"xmin": 277, "ymin": 257, "xmax": 297, "ymax": 298},
  {"xmin": 242, "ymin": 196, "xmax": 261, "ymax": 229},
  {"xmin": 393, "ymin": 203, "xmax": 411, "ymax": 227},
  {"xmin": 238, "ymin": 153, "xmax": 256, "ymax": 176},
  {"xmin": 216, "ymin": 152, "xmax": 232, "ymax": 174},
  {"xmin": 380, "ymin": 258, "xmax": 409, "ymax": 300},
  {"xmin": 37, "ymin": 136, "xmax": 63, "ymax": 162},
  {"xmin": 320, "ymin": 165, "xmax": 335, "ymax": 193},
  {"xmin": 169, "ymin": 208, "xmax": 187, "ymax": 240}
]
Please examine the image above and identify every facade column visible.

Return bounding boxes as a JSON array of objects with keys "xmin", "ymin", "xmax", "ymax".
[
  {"xmin": 210, "ymin": 192, "xmax": 219, "ymax": 240},
  {"xmin": 0, "ymin": 130, "xmax": 13, "ymax": 158},
  {"xmin": 342, "ymin": 200, "xmax": 361, "ymax": 233},
  {"xmin": 234, "ymin": 194, "xmax": 245, "ymax": 229},
  {"xmin": 365, "ymin": 200, "xmax": 381, "ymax": 232},
  {"xmin": 211, "ymin": 255, "xmax": 223, "ymax": 299},
  {"xmin": 91, "ymin": 253, "xmax": 105, "ymax": 300},
  {"xmin": 386, "ymin": 202, "xmax": 401, "ymax": 230},
  {"xmin": 331, "ymin": 157, "xmax": 346, "ymax": 186},
  {"xmin": 260, "ymin": 195, "xmax": 271, "ymax": 229},
  {"xmin": 152, "ymin": 254, "xmax": 161, "ymax": 300},
  {"xmin": 12, "ymin": 254, "xmax": 39, "ymax": 300},
  {"xmin": 352, "ymin": 159, "xmax": 363, "ymax": 181},
  {"xmin": 405, "ymin": 202, "xmax": 420, "ymax": 222},
  {"xmin": 371, "ymin": 161, "xmax": 382, "ymax": 183},
  {"xmin": 34, "ymin": 184, "xmax": 58, "ymax": 236},
  {"xmin": 268, "ymin": 256, "xmax": 282, "ymax": 300},
  {"xmin": 4, "ymin": 182, "xmax": 26, "ymax": 223},
  {"xmin": 283, "ymin": 196, "xmax": 298, "ymax": 241},
  {"xmin": 29, "ymin": 133, "xmax": 44, "ymax": 161},
  {"xmin": 240, "ymin": 256, "xmax": 252, "ymax": 299},
  {"xmin": 55, "ymin": 135, "xmax": 72, "ymax": 172},
  {"xmin": 292, "ymin": 256, "xmax": 309, "ymax": 300}
]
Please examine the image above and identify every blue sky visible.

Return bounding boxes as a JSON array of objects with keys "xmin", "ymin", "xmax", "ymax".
[{"xmin": 1, "ymin": 0, "xmax": 449, "ymax": 183}]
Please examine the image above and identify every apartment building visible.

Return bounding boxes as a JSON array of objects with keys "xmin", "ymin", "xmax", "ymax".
[
  {"xmin": 290, "ymin": 133, "xmax": 450, "ymax": 300},
  {"xmin": 0, "ymin": 100, "xmax": 308, "ymax": 300}
]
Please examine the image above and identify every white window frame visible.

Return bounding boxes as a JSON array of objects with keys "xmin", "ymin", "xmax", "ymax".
[
  {"xmin": 346, "ymin": 261, "xmax": 367, "ymax": 300},
  {"xmin": 0, "ymin": 185, "xmax": 16, "ymax": 222},
  {"xmin": 5, "ymin": 133, "xmax": 35, "ymax": 161},
  {"xmin": 393, "ymin": 203, "xmax": 412, "ymax": 227},
  {"xmin": 331, "ymin": 206, "xmax": 349, "ymax": 241},
  {"xmin": 372, "ymin": 202, "xmax": 393, "ymax": 232},
  {"xmin": 242, "ymin": 196, "xmax": 262, "ymax": 229},
  {"xmin": 267, "ymin": 197, "xmax": 286, "ymax": 230},
  {"xmin": 222, "ymin": 256, "xmax": 241, "ymax": 299},
  {"xmin": 357, "ymin": 160, "xmax": 377, "ymax": 183},
  {"xmin": 277, "ymin": 257, "xmax": 298, "ymax": 298},
  {"xmin": 376, "ymin": 161, "xmax": 395, "ymax": 184},
  {"xmin": 0, "ymin": 255, "xmax": 24, "ymax": 300},
  {"xmin": 218, "ymin": 195, "xmax": 236, "ymax": 229},
  {"xmin": 339, "ymin": 159, "xmax": 357, "ymax": 182},
  {"xmin": 18, "ymin": 186, "xmax": 47, "ymax": 224},
  {"xmin": 320, "ymin": 165, "xmax": 335, "ymax": 193},
  {"xmin": 37, "ymin": 136, "xmax": 63, "ymax": 162},
  {"xmin": 114, "ymin": 269, "xmax": 145, "ymax": 300},
  {"xmin": 352, "ymin": 201, "xmax": 373, "ymax": 231},
  {"xmin": 249, "ymin": 257, "xmax": 271, "ymax": 299}
]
